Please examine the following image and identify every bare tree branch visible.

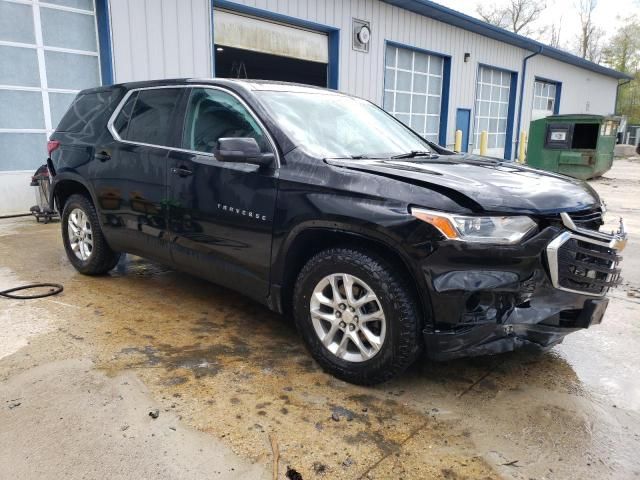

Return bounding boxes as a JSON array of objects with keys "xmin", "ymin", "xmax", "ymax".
[
  {"xmin": 477, "ymin": 0, "xmax": 547, "ymax": 36},
  {"xmin": 575, "ymin": 0, "xmax": 601, "ymax": 61},
  {"xmin": 547, "ymin": 17, "xmax": 563, "ymax": 48}
]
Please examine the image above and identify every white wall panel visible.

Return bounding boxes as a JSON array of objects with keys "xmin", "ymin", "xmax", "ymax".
[
  {"xmin": 109, "ymin": 0, "xmax": 211, "ymax": 82},
  {"xmin": 0, "ymin": 172, "xmax": 37, "ymax": 216},
  {"xmin": 521, "ymin": 55, "xmax": 618, "ymax": 134}
]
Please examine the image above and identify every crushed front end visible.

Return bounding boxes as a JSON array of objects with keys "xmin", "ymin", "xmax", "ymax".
[{"xmin": 420, "ymin": 207, "xmax": 627, "ymax": 361}]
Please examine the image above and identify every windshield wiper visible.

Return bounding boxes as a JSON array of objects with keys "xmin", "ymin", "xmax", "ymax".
[{"xmin": 391, "ymin": 150, "xmax": 438, "ymax": 159}]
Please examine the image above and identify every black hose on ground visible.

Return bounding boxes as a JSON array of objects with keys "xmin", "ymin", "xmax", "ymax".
[{"xmin": 0, "ymin": 283, "xmax": 64, "ymax": 299}]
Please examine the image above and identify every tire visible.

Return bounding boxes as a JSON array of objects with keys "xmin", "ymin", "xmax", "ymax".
[
  {"xmin": 293, "ymin": 247, "xmax": 423, "ymax": 385},
  {"xmin": 61, "ymin": 193, "xmax": 120, "ymax": 275}
]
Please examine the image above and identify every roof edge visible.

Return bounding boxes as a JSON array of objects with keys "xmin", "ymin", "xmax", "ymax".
[{"xmin": 382, "ymin": 0, "xmax": 633, "ymax": 80}]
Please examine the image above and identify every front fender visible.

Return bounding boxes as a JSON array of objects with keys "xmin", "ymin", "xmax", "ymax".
[{"xmin": 269, "ymin": 215, "xmax": 436, "ymax": 321}]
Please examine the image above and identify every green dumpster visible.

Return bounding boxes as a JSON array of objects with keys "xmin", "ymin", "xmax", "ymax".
[{"xmin": 526, "ymin": 114, "xmax": 620, "ymax": 180}]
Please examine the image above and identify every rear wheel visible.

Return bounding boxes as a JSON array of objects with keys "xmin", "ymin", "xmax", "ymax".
[
  {"xmin": 293, "ymin": 247, "xmax": 422, "ymax": 385},
  {"xmin": 61, "ymin": 194, "xmax": 120, "ymax": 275}
]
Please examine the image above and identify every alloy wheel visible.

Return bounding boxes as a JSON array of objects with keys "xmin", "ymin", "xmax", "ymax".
[
  {"xmin": 310, "ymin": 273, "xmax": 387, "ymax": 363},
  {"xmin": 67, "ymin": 208, "xmax": 93, "ymax": 261}
]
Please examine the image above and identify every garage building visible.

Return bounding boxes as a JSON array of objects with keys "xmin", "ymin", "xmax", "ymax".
[{"xmin": 0, "ymin": 0, "xmax": 630, "ymax": 215}]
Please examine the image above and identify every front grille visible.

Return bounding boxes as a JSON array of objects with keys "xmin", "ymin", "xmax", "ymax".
[
  {"xmin": 541, "ymin": 207, "xmax": 604, "ymax": 232},
  {"xmin": 556, "ymin": 237, "xmax": 622, "ymax": 295},
  {"xmin": 567, "ymin": 207, "xmax": 604, "ymax": 231},
  {"xmin": 546, "ymin": 211, "xmax": 626, "ymax": 296}
]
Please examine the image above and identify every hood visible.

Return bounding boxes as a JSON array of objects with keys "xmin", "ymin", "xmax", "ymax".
[{"xmin": 325, "ymin": 154, "xmax": 601, "ymax": 215}]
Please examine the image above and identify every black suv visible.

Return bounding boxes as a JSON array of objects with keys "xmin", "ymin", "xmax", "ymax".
[{"xmin": 47, "ymin": 79, "xmax": 626, "ymax": 385}]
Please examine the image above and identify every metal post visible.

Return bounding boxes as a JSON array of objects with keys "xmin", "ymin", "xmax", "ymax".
[
  {"xmin": 454, "ymin": 130, "xmax": 462, "ymax": 152},
  {"xmin": 518, "ymin": 131, "xmax": 527, "ymax": 163},
  {"xmin": 479, "ymin": 130, "xmax": 488, "ymax": 156}
]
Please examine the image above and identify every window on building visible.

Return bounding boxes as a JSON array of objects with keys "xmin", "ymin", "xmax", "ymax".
[
  {"xmin": 383, "ymin": 44, "xmax": 444, "ymax": 143},
  {"xmin": 474, "ymin": 66, "xmax": 512, "ymax": 157},
  {"xmin": 532, "ymin": 80, "xmax": 557, "ymax": 121},
  {"xmin": 122, "ymin": 89, "xmax": 182, "ymax": 147},
  {"xmin": 182, "ymin": 88, "xmax": 270, "ymax": 154},
  {"xmin": 0, "ymin": 0, "xmax": 100, "ymax": 173}
]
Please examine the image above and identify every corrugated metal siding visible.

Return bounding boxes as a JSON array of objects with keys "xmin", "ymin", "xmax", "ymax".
[
  {"xmin": 521, "ymin": 55, "xmax": 618, "ymax": 131},
  {"xmin": 109, "ymin": 0, "xmax": 211, "ymax": 81},
  {"xmin": 107, "ymin": 0, "xmax": 619, "ymax": 153}
]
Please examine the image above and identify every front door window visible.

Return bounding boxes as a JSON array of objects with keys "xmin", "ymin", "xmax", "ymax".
[{"xmin": 181, "ymin": 88, "xmax": 270, "ymax": 155}]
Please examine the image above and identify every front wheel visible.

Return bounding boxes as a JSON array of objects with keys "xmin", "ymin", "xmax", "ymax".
[
  {"xmin": 61, "ymin": 194, "xmax": 120, "ymax": 275},
  {"xmin": 293, "ymin": 247, "xmax": 423, "ymax": 385}
]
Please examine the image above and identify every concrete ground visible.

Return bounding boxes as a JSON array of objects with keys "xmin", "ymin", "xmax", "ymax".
[{"xmin": 1, "ymin": 159, "xmax": 639, "ymax": 480}]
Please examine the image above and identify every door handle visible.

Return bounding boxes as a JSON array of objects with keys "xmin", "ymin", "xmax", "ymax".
[
  {"xmin": 171, "ymin": 167, "xmax": 193, "ymax": 177},
  {"xmin": 94, "ymin": 151, "xmax": 111, "ymax": 162}
]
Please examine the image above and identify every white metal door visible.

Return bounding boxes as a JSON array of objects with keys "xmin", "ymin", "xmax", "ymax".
[
  {"xmin": 474, "ymin": 66, "xmax": 511, "ymax": 158},
  {"xmin": 383, "ymin": 44, "xmax": 443, "ymax": 143},
  {"xmin": 531, "ymin": 80, "xmax": 557, "ymax": 121}
]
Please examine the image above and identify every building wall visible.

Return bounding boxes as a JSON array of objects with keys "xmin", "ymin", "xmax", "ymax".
[
  {"xmin": 0, "ymin": 0, "xmax": 103, "ymax": 216},
  {"xmin": 109, "ymin": 0, "xmax": 211, "ymax": 82},
  {"xmin": 520, "ymin": 54, "xmax": 619, "ymax": 131},
  {"xmin": 108, "ymin": 0, "xmax": 618, "ymax": 156},
  {"xmin": 1, "ymin": 0, "xmax": 621, "ymax": 215}
]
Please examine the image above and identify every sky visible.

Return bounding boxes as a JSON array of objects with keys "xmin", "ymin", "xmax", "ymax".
[{"xmin": 432, "ymin": 0, "xmax": 640, "ymax": 52}]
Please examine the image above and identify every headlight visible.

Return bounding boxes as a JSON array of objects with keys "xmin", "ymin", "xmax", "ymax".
[{"xmin": 411, "ymin": 208, "xmax": 537, "ymax": 244}]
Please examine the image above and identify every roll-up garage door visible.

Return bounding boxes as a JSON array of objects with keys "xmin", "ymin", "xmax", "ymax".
[
  {"xmin": 214, "ymin": 9, "xmax": 328, "ymax": 64},
  {"xmin": 474, "ymin": 66, "xmax": 512, "ymax": 158},
  {"xmin": 383, "ymin": 44, "xmax": 444, "ymax": 144}
]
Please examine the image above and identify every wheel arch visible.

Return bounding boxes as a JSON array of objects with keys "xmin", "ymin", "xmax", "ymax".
[
  {"xmin": 51, "ymin": 174, "xmax": 97, "ymax": 213},
  {"xmin": 273, "ymin": 224, "xmax": 431, "ymax": 325}
]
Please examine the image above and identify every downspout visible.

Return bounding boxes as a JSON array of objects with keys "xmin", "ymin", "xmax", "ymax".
[
  {"xmin": 615, "ymin": 78, "xmax": 631, "ymax": 143},
  {"xmin": 514, "ymin": 46, "xmax": 543, "ymax": 160}
]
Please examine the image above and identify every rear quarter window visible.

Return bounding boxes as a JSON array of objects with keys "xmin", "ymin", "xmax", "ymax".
[
  {"xmin": 115, "ymin": 88, "xmax": 182, "ymax": 147},
  {"xmin": 56, "ymin": 89, "xmax": 123, "ymax": 133}
]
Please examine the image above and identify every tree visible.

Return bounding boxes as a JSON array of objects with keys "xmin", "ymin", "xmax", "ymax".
[
  {"xmin": 602, "ymin": 16, "xmax": 640, "ymax": 123},
  {"xmin": 477, "ymin": 0, "xmax": 547, "ymax": 37},
  {"xmin": 602, "ymin": 16, "xmax": 640, "ymax": 72},
  {"xmin": 576, "ymin": 0, "xmax": 603, "ymax": 62},
  {"xmin": 547, "ymin": 18, "xmax": 563, "ymax": 49}
]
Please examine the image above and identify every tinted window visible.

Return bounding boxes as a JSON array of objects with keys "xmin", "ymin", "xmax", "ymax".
[
  {"xmin": 120, "ymin": 88, "xmax": 182, "ymax": 146},
  {"xmin": 182, "ymin": 88, "xmax": 270, "ymax": 154},
  {"xmin": 113, "ymin": 91, "xmax": 137, "ymax": 138},
  {"xmin": 56, "ymin": 88, "xmax": 123, "ymax": 133}
]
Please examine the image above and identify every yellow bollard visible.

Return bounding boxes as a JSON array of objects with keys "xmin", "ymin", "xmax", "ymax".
[
  {"xmin": 479, "ymin": 130, "xmax": 488, "ymax": 156},
  {"xmin": 454, "ymin": 130, "xmax": 462, "ymax": 153},
  {"xmin": 518, "ymin": 131, "xmax": 527, "ymax": 164}
]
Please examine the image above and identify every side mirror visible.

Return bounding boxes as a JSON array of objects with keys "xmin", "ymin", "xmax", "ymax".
[{"xmin": 217, "ymin": 137, "xmax": 275, "ymax": 167}]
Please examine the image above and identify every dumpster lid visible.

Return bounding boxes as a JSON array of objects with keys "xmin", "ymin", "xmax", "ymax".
[{"xmin": 540, "ymin": 114, "xmax": 622, "ymax": 123}]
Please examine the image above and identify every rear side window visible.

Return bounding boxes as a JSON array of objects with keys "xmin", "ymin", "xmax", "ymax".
[
  {"xmin": 115, "ymin": 88, "xmax": 182, "ymax": 147},
  {"xmin": 56, "ymin": 89, "xmax": 123, "ymax": 133},
  {"xmin": 112, "ymin": 92, "xmax": 137, "ymax": 138}
]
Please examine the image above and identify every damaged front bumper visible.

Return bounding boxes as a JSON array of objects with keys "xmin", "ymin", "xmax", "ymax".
[{"xmin": 421, "ymin": 216, "xmax": 626, "ymax": 361}]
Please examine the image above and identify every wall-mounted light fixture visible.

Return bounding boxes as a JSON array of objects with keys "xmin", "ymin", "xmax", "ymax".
[{"xmin": 464, "ymin": 52, "xmax": 471, "ymax": 63}]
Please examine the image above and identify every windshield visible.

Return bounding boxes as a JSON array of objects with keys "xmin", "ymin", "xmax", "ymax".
[{"xmin": 256, "ymin": 91, "xmax": 434, "ymax": 159}]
